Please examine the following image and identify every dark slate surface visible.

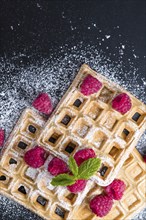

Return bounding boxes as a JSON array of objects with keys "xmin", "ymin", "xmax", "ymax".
[{"xmin": 0, "ymin": 0, "xmax": 146, "ymax": 220}]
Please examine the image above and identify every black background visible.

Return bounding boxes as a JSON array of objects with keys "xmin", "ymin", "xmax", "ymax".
[
  {"xmin": 0, "ymin": 0, "xmax": 146, "ymax": 73},
  {"xmin": 0, "ymin": 0, "xmax": 146, "ymax": 220}
]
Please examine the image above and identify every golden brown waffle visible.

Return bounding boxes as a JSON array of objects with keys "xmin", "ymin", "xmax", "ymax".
[
  {"xmin": 0, "ymin": 109, "xmax": 145, "ymax": 220},
  {"xmin": 38, "ymin": 64, "xmax": 146, "ymax": 186},
  {"xmin": 0, "ymin": 108, "xmax": 92, "ymax": 220},
  {"xmin": 72, "ymin": 149, "xmax": 146, "ymax": 220}
]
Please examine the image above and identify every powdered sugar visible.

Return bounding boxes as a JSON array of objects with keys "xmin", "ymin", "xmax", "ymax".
[{"xmin": 0, "ymin": 42, "xmax": 146, "ymax": 219}]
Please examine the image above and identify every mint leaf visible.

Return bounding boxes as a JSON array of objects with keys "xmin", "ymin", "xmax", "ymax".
[
  {"xmin": 51, "ymin": 174, "xmax": 76, "ymax": 186},
  {"xmin": 69, "ymin": 156, "xmax": 78, "ymax": 177},
  {"xmin": 77, "ymin": 158, "xmax": 101, "ymax": 180}
]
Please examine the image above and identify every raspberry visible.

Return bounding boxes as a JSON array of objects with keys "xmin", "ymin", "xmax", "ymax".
[
  {"xmin": 67, "ymin": 179, "xmax": 87, "ymax": 193},
  {"xmin": 143, "ymin": 155, "xmax": 146, "ymax": 163},
  {"xmin": 112, "ymin": 93, "xmax": 132, "ymax": 114},
  {"xmin": 74, "ymin": 148, "xmax": 96, "ymax": 166},
  {"xmin": 90, "ymin": 194, "xmax": 113, "ymax": 217},
  {"xmin": 24, "ymin": 146, "xmax": 47, "ymax": 168},
  {"xmin": 0, "ymin": 129, "xmax": 5, "ymax": 147},
  {"xmin": 104, "ymin": 179, "xmax": 126, "ymax": 200},
  {"xmin": 48, "ymin": 157, "xmax": 69, "ymax": 176},
  {"xmin": 80, "ymin": 75, "xmax": 102, "ymax": 96},
  {"xmin": 32, "ymin": 93, "xmax": 53, "ymax": 115}
]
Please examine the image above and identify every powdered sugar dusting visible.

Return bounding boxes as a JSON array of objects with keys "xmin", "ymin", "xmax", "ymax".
[{"xmin": 0, "ymin": 42, "xmax": 146, "ymax": 219}]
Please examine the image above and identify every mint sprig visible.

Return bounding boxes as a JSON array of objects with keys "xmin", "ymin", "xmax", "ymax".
[
  {"xmin": 69, "ymin": 156, "xmax": 78, "ymax": 177},
  {"xmin": 51, "ymin": 157, "xmax": 101, "ymax": 187},
  {"xmin": 77, "ymin": 158, "xmax": 101, "ymax": 180},
  {"xmin": 51, "ymin": 174, "xmax": 76, "ymax": 186}
]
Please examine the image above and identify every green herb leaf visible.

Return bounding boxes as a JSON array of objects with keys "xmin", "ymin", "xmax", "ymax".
[
  {"xmin": 69, "ymin": 156, "xmax": 78, "ymax": 177},
  {"xmin": 77, "ymin": 158, "xmax": 101, "ymax": 180},
  {"xmin": 51, "ymin": 174, "xmax": 76, "ymax": 186}
]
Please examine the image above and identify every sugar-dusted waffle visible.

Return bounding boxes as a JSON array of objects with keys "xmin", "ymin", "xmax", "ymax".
[
  {"xmin": 38, "ymin": 64, "xmax": 146, "ymax": 186},
  {"xmin": 0, "ymin": 110, "xmax": 145, "ymax": 219},
  {"xmin": 72, "ymin": 148, "xmax": 146, "ymax": 220},
  {"xmin": 0, "ymin": 108, "xmax": 93, "ymax": 220},
  {"xmin": 0, "ymin": 112, "xmax": 145, "ymax": 220}
]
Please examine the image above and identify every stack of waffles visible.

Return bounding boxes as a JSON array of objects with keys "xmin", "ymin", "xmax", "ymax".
[{"xmin": 0, "ymin": 64, "xmax": 146, "ymax": 220}]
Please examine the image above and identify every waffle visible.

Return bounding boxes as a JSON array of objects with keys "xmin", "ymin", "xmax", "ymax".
[
  {"xmin": 38, "ymin": 64, "xmax": 146, "ymax": 186},
  {"xmin": 0, "ymin": 108, "xmax": 93, "ymax": 220},
  {"xmin": 0, "ymin": 110, "xmax": 145, "ymax": 220},
  {"xmin": 72, "ymin": 149, "xmax": 146, "ymax": 220}
]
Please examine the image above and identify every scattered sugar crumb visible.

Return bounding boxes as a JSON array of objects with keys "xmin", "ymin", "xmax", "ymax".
[{"xmin": 105, "ymin": 35, "xmax": 111, "ymax": 39}]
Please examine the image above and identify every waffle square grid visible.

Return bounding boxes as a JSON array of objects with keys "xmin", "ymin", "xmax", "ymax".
[
  {"xmin": 0, "ymin": 109, "xmax": 145, "ymax": 220},
  {"xmin": 38, "ymin": 64, "xmax": 146, "ymax": 186}
]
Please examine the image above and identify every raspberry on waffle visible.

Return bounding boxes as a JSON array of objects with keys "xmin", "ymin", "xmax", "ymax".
[{"xmin": 38, "ymin": 64, "xmax": 146, "ymax": 186}]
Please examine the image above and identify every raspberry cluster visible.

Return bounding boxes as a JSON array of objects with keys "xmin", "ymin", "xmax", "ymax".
[{"xmin": 90, "ymin": 179, "xmax": 126, "ymax": 217}]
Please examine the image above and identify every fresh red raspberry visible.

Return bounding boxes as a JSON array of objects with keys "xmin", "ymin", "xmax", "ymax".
[
  {"xmin": 48, "ymin": 157, "xmax": 69, "ymax": 176},
  {"xmin": 90, "ymin": 194, "xmax": 113, "ymax": 217},
  {"xmin": 32, "ymin": 93, "xmax": 53, "ymax": 115},
  {"xmin": 104, "ymin": 179, "xmax": 126, "ymax": 200},
  {"xmin": 112, "ymin": 93, "xmax": 132, "ymax": 114},
  {"xmin": 0, "ymin": 129, "xmax": 5, "ymax": 147},
  {"xmin": 67, "ymin": 179, "xmax": 87, "ymax": 193},
  {"xmin": 80, "ymin": 75, "xmax": 102, "ymax": 96},
  {"xmin": 143, "ymin": 155, "xmax": 146, "ymax": 163},
  {"xmin": 74, "ymin": 148, "xmax": 96, "ymax": 166},
  {"xmin": 24, "ymin": 146, "xmax": 47, "ymax": 168}
]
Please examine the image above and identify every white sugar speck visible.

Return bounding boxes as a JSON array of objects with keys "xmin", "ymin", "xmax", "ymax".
[
  {"xmin": 61, "ymin": 11, "xmax": 65, "ymax": 19},
  {"xmin": 133, "ymin": 54, "xmax": 137, "ymax": 58},
  {"xmin": 105, "ymin": 35, "xmax": 111, "ymax": 39},
  {"xmin": 37, "ymin": 3, "xmax": 41, "ymax": 8}
]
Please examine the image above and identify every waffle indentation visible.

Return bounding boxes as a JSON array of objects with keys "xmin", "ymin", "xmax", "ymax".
[
  {"xmin": 0, "ymin": 171, "xmax": 12, "ymax": 189},
  {"xmin": 92, "ymin": 130, "xmax": 107, "ymax": 149},
  {"xmin": 84, "ymin": 101, "xmax": 103, "ymax": 121},
  {"xmin": 120, "ymin": 126, "xmax": 134, "ymax": 143},
  {"xmin": 46, "ymin": 129, "xmax": 63, "ymax": 147},
  {"xmin": 25, "ymin": 167, "xmax": 38, "ymax": 182},
  {"xmin": 28, "ymin": 125, "xmax": 36, "ymax": 134},
  {"xmin": 98, "ymin": 163, "xmax": 112, "ymax": 180},
  {"xmin": 102, "ymin": 111, "xmax": 118, "ymax": 131},
  {"xmin": 62, "ymin": 139, "xmax": 78, "ymax": 156},
  {"xmin": 18, "ymin": 185, "xmax": 27, "ymax": 195},
  {"xmin": 125, "ymin": 163, "xmax": 145, "ymax": 181},
  {"xmin": 54, "ymin": 205, "xmax": 69, "ymax": 219},
  {"xmin": 106, "ymin": 206, "xmax": 124, "ymax": 219},
  {"xmin": 131, "ymin": 110, "xmax": 145, "ymax": 126},
  {"xmin": 18, "ymin": 141, "xmax": 28, "ymax": 150},
  {"xmin": 36, "ymin": 195, "xmax": 48, "ymax": 207},
  {"xmin": 12, "ymin": 135, "xmax": 31, "ymax": 155},
  {"xmin": 58, "ymin": 109, "xmax": 75, "ymax": 128},
  {"xmin": 32, "ymin": 192, "xmax": 49, "ymax": 211},
  {"xmin": 2, "ymin": 154, "xmax": 22, "ymax": 173},
  {"xmin": 70, "ymin": 92, "xmax": 87, "ymax": 110},
  {"xmin": 98, "ymin": 87, "xmax": 115, "ymax": 103},
  {"xmin": 123, "ymin": 192, "xmax": 141, "ymax": 211},
  {"xmin": 108, "ymin": 143, "xmax": 124, "ymax": 162},
  {"xmin": 73, "ymin": 118, "xmax": 91, "ymax": 138},
  {"xmin": 11, "ymin": 181, "xmax": 30, "ymax": 200},
  {"xmin": 21, "ymin": 119, "xmax": 40, "ymax": 139},
  {"xmin": 62, "ymin": 192, "xmax": 77, "ymax": 205},
  {"xmin": 123, "ymin": 154, "xmax": 134, "ymax": 167}
]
